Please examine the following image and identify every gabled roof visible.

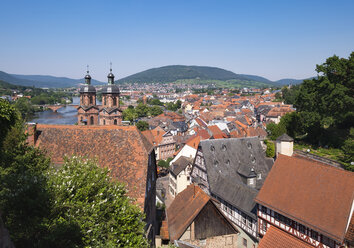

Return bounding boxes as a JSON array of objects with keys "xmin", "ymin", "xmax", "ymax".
[
  {"xmin": 166, "ymin": 184, "xmax": 238, "ymax": 241},
  {"xmin": 208, "ymin": 125, "xmax": 228, "ymax": 139},
  {"xmin": 170, "ymin": 156, "xmax": 192, "ymax": 176},
  {"xmin": 199, "ymin": 138, "xmax": 274, "ymax": 218},
  {"xmin": 255, "ymin": 154, "xmax": 354, "ymax": 243},
  {"xmin": 142, "ymin": 128, "xmax": 166, "ymax": 146},
  {"xmin": 185, "ymin": 135, "xmax": 201, "ymax": 150},
  {"xmin": 259, "ymin": 226, "xmax": 314, "ymax": 248},
  {"xmin": 34, "ymin": 124, "xmax": 154, "ymax": 208}
]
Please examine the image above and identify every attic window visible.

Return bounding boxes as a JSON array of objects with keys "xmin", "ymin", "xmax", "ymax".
[
  {"xmin": 247, "ymin": 142, "xmax": 252, "ymax": 149},
  {"xmin": 251, "ymin": 157, "xmax": 256, "ymax": 164},
  {"xmin": 221, "ymin": 144, "xmax": 227, "ymax": 151},
  {"xmin": 257, "ymin": 173, "xmax": 261, "ymax": 179},
  {"xmin": 210, "ymin": 145, "xmax": 215, "ymax": 152},
  {"xmin": 225, "ymin": 159, "xmax": 230, "ymax": 166},
  {"xmin": 214, "ymin": 160, "xmax": 219, "ymax": 167}
]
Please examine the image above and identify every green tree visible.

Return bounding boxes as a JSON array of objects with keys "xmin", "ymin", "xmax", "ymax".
[
  {"xmin": 295, "ymin": 53, "xmax": 354, "ymax": 131},
  {"xmin": 47, "ymin": 156, "xmax": 148, "ymax": 247},
  {"xmin": 149, "ymin": 106, "xmax": 163, "ymax": 117},
  {"xmin": 13, "ymin": 97, "xmax": 35, "ymax": 121},
  {"xmin": 135, "ymin": 104, "xmax": 149, "ymax": 117},
  {"xmin": 264, "ymin": 140, "xmax": 275, "ymax": 158},
  {"xmin": 341, "ymin": 128, "xmax": 354, "ymax": 171},
  {"xmin": 0, "ymin": 99, "xmax": 18, "ymax": 147},
  {"xmin": 136, "ymin": 121, "xmax": 149, "ymax": 131},
  {"xmin": 123, "ymin": 107, "xmax": 138, "ymax": 123},
  {"xmin": 0, "ymin": 121, "xmax": 52, "ymax": 247}
]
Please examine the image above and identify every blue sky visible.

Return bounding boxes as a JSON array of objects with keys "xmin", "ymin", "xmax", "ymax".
[{"xmin": 0, "ymin": 0, "xmax": 353, "ymax": 81}]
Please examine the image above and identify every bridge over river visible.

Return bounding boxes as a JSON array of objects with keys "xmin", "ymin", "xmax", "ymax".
[{"xmin": 34, "ymin": 104, "xmax": 79, "ymax": 112}]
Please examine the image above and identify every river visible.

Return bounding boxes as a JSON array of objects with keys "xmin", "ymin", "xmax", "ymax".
[{"xmin": 31, "ymin": 97, "xmax": 101, "ymax": 125}]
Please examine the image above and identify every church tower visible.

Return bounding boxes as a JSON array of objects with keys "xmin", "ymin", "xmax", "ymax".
[
  {"xmin": 77, "ymin": 66, "xmax": 99, "ymax": 125},
  {"xmin": 99, "ymin": 64, "xmax": 122, "ymax": 125}
]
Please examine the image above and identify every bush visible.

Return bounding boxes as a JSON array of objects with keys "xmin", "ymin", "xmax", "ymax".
[{"xmin": 264, "ymin": 140, "xmax": 275, "ymax": 158}]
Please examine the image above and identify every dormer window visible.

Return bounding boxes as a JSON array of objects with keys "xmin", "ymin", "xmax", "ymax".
[
  {"xmin": 251, "ymin": 157, "xmax": 256, "ymax": 164},
  {"xmin": 247, "ymin": 142, "xmax": 252, "ymax": 149},
  {"xmin": 221, "ymin": 144, "xmax": 227, "ymax": 151},
  {"xmin": 257, "ymin": 173, "xmax": 262, "ymax": 179},
  {"xmin": 210, "ymin": 145, "xmax": 215, "ymax": 152}
]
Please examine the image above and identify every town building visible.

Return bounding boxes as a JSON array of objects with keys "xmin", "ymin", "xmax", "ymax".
[
  {"xmin": 159, "ymin": 184, "xmax": 239, "ymax": 247},
  {"xmin": 77, "ymin": 66, "xmax": 122, "ymax": 126},
  {"xmin": 168, "ymin": 156, "xmax": 193, "ymax": 197},
  {"xmin": 191, "ymin": 137, "xmax": 274, "ymax": 247},
  {"xmin": 255, "ymin": 154, "xmax": 354, "ymax": 248}
]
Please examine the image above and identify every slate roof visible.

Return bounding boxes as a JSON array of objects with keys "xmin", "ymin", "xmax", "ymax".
[
  {"xmin": 255, "ymin": 154, "xmax": 354, "ymax": 243},
  {"xmin": 170, "ymin": 156, "xmax": 192, "ymax": 176},
  {"xmin": 199, "ymin": 138, "xmax": 273, "ymax": 218},
  {"xmin": 258, "ymin": 226, "xmax": 314, "ymax": 248},
  {"xmin": 276, "ymin": 133, "xmax": 293, "ymax": 142},
  {"xmin": 34, "ymin": 124, "xmax": 154, "ymax": 208}
]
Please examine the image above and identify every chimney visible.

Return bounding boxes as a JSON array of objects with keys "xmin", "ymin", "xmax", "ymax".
[
  {"xmin": 26, "ymin": 122, "xmax": 37, "ymax": 146},
  {"xmin": 247, "ymin": 168, "xmax": 257, "ymax": 188},
  {"xmin": 276, "ymin": 133, "xmax": 294, "ymax": 157}
]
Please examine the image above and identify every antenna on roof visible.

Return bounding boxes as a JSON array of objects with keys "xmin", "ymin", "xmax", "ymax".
[
  {"xmin": 86, "ymin": 65, "xmax": 89, "ymax": 74},
  {"xmin": 110, "ymin": 62, "xmax": 112, "ymax": 72}
]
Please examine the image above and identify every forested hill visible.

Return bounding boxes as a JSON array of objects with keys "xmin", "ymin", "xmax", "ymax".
[
  {"xmin": 0, "ymin": 66, "xmax": 310, "ymax": 88},
  {"xmin": 0, "ymin": 71, "xmax": 104, "ymax": 88},
  {"xmin": 116, "ymin": 65, "xmax": 308, "ymax": 86},
  {"xmin": 117, "ymin": 65, "xmax": 250, "ymax": 83}
]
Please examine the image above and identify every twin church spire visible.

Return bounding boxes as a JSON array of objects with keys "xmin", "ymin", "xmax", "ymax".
[{"xmin": 77, "ymin": 64, "xmax": 122, "ymax": 126}]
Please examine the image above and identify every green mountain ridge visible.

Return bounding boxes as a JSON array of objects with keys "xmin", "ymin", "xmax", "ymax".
[{"xmin": 0, "ymin": 65, "xmax": 311, "ymax": 89}]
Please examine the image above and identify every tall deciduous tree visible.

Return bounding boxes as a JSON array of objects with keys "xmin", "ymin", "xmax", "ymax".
[{"xmin": 46, "ymin": 157, "xmax": 149, "ymax": 247}]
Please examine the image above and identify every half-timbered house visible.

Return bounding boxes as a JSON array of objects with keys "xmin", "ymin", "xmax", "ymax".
[
  {"xmin": 255, "ymin": 154, "xmax": 354, "ymax": 248},
  {"xmin": 191, "ymin": 137, "xmax": 274, "ymax": 247}
]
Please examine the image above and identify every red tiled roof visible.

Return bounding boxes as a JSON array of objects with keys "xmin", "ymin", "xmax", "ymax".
[
  {"xmin": 34, "ymin": 124, "xmax": 154, "ymax": 208},
  {"xmin": 166, "ymin": 184, "xmax": 238, "ymax": 241},
  {"xmin": 167, "ymin": 185, "xmax": 210, "ymax": 240},
  {"xmin": 255, "ymin": 154, "xmax": 354, "ymax": 243},
  {"xmin": 142, "ymin": 128, "xmax": 166, "ymax": 146},
  {"xmin": 195, "ymin": 128, "xmax": 211, "ymax": 140},
  {"xmin": 259, "ymin": 226, "xmax": 314, "ymax": 248},
  {"xmin": 208, "ymin": 125, "xmax": 228, "ymax": 139},
  {"xmin": 185, "ymin": 135, "xmax": 201, "ymax": 149}
]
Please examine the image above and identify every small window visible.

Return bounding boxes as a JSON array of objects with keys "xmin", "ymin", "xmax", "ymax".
[
  {"xmin": 247, "ymin": 142, "xmax": 252, "ymax": 149},
  {"xmin": 210, "ymin": 145, "xmax": 215, "ymax": 152},
  {"xmin": 221, "ymin": 144, "xmax": 227, "ymax": 151},
  {"xmin": 113, "ymin": 97, "xmax": 117, "ymax": 106},
  {"xmin": 311, "ymin": 230, "xmax": 318, "ymax": 241},
  {"xmin": 114, "ymin": 119, "xmax": 117, "ymax": 125},
  {"xmin": 214, "ymin": 160, "xmax": 219, "ymax": 167},
  {"xmin": 251, "ymin": 156, "xmax": 256, "ymax": 164},
  {"xmin": 262, "ymin": 221, "xmax": 267, "ymax": 232},
  {"xmin": 225, "ymin": 159, "xmax": 230, "ymax": 166},
  {"xmin": 243, "ymin": 238, "xmax": 247, "ymax": 247},
  {"xmin": 299, "ymin": 224, "xmax": 305, "ymax": 234},
  {"xmin": 261, "ymin": 206, "xmax": 267, "ymax": 213},
  {"xmin": 90, "ymin": 116, "xmax": 94, "ymax": 125},
  {"xmin": 257, "ymin": 173, "xmax": 262, "ymax": 179}
]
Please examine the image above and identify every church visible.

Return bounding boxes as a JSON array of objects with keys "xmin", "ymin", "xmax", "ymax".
[{"xmin": 77, "ymin": 66, "xmax": 123, "ymax": 125}]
